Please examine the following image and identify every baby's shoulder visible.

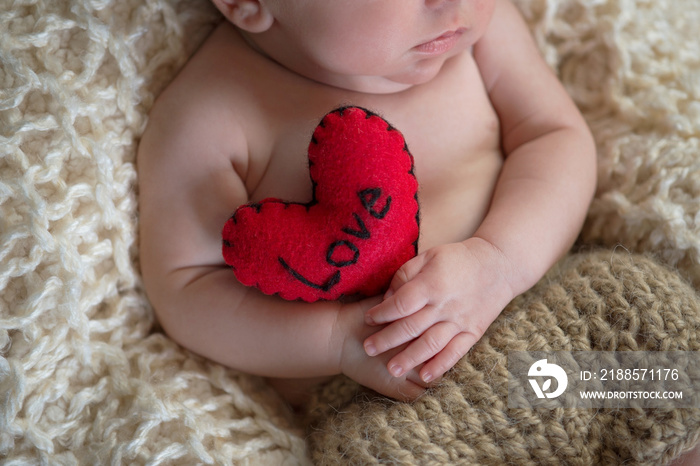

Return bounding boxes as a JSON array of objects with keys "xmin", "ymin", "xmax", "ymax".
[
  {"xmin": 167, "ymin": 22, "xmax": 281, "ymax": 106},
  {"xmin": 143, "ymin": 29, "xmax": 254, "ymax": 163},
  {"xmin": 150, "ymin": 40, "xmax": 240, "ymax": 130}
]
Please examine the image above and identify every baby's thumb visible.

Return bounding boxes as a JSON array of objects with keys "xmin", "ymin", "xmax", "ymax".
[
  {"xmin": 386, "ymin": 378, "xmax": 426, "ymax": 403},
  {"xmin": 385, "ymin": 253, "xmax": 426, "ymax": 299}
]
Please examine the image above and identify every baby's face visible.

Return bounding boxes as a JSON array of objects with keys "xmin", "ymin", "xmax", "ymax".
[{"xmin": 256, "ymin": 0, "xmax": 496, "ymax": 92}]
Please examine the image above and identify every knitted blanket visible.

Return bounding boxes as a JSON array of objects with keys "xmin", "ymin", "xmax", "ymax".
[
  {"xmin": 1, "ymin": 0, "xmax": 699, "ymax": 464},
  {"xmin": 306, "ymin": 251, "xmax": 700, "ymax": 465}
]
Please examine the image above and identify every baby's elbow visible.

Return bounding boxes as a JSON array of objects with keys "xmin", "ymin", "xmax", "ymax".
[
  {"xmin": 142, "ymin": 267, "xmax": 252, "ymax": 368},
  {"xmin": 148, "ymin": 293, "xmax": 216, "ymax": 363},
  {"xmin": 144, "ymin": 285, "xmax": 189, "ymax": 349},
  {"xmin": 140, "ymin": 270, "xmax": 195, "ymax": 352}
]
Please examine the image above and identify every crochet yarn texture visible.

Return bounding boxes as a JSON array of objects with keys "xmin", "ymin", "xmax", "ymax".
[
  {"xmin": 1, "ymin": 1, "xmax": 307, "ymax": 463},
  {"xmin": 305, "ymin": 251, "xmax": 700, "ymax": 465},
  {"xmin": 2, "ymin": 0, "xmax": 700, "ymax": 463}
]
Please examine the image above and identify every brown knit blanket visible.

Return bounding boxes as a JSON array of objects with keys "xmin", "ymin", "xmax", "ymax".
[{"xmin": 305, "ymin": 251, "xmax": 700, "ymax": 465}]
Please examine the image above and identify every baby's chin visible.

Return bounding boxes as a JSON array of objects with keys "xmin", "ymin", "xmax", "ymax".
[
  {"xmin": 384, "ymin": 54, "xmax": 457, "ymax": 89},
  {"xmin": 292, "ymin": 54, "xmax": 457, "ymax": 95},
  {"xmin": 388, "ymin": 67, "xmax": 444, "ymax": 88},
  {"xmin": 335, "ymin": 62, "xmax": 449, "ymax": 95}
]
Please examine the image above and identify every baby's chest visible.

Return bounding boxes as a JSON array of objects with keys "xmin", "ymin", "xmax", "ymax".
[
  {"xmin": 243, "ymin": 54, "xmax": 502, "ymax": 247},
  {"xmin": 248, "ymin": 99, "xmax": 501, "ymax": 250},
  {"xmin": 250, "ymin": 92, "xmax": 499, "ymax": 201}
]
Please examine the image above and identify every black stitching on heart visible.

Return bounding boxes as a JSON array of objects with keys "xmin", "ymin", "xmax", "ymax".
[
  {"xmin": 279, "ymin": 257, "xmax": 341, "ymax": 292},
  {"xmin": 413, "ymin": 194, "xmax": 420, "ymax": 252},
  {"xmin": 342, "ymin": 213, "xmax": 371, "ymax": 239},
  {"xmin": 307, "ymin": 180, "xmax": 319, "ymax": 210},
  {"xmin": 331, "ymin": 106, "xmax": 353, "ymax": 117},
  {"xmin": 359, "ymin": 188, "xmax": 391, "ymax": 219},
  {"xmin": 326, "ymin": 240, "xmax": 360, "ymax": 268}
]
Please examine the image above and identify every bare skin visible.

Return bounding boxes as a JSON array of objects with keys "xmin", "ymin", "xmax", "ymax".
[{"xmin": 137, "ymin": 0, "xmax": 596, "ymax": 403}]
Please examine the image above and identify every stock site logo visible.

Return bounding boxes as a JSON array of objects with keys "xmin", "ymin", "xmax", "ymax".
[{"xmin": 528, "ymin": 359, "xmax": 568, "ymax": 399}]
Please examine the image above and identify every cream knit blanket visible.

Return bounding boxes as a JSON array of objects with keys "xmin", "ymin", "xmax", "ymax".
[{"xmin": 1, "ymin": 0, "xmax": 699, "ymax": 464}]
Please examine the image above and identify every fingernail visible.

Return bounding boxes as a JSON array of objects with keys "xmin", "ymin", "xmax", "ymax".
[
  {"xmin": 365, "ymin": 314, "xmax": 376, "ymax": 325},
  {"xmin": 364, "ymin": 342, "xmax": 377, "ymax": 356},
  {"xmin": 389, "ymin": 364, "xmax": 403, "ymax": 377},
  {"xmin": 422, "ymin": 372, "xmax": 433, "ymax": 383},
  {"xmin": 384, "ymin": 288, "xmax": 394, "ymax": 299}
]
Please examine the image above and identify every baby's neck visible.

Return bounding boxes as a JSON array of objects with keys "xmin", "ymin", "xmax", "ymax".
[{"xmin": 235, "ymin": 28, "xmax": 415, "ymax": 95}]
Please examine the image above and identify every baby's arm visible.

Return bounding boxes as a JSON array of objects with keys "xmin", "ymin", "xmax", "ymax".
[
  {"xmin": 363, "ymin": 0, "xmax": 597, "ymax": 383},
  {"xmin": 137, "ymin": 83, "xmax": 424, "ymax": 401}
]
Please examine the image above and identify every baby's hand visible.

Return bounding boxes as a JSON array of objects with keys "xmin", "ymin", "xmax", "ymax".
[
  {"xmin": 337, "ymin": 297, "xmax": 428, "ymax": 402},
  {"xmin": 363, "ymin": 238, "xmax": 516, "ymax": 384}
]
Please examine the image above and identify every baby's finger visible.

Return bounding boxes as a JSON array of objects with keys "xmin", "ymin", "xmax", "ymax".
[
  {"xmin": 366, "ymin": 278, "xmax": 430, "ymax": 326},
  {"xmin": 363, "ymin": 307, "xmax": 435, "ymax": 357},
  {"xmin": 382, "ymin": 252, "xmax": 427, "ymax": 299},
  {"xmin": 386, "ymin": 378, "xmax": 426, "ymax": 402},
  {"xmin": 419, "ymin": 332, "xmax": 475, "ymax": 383},
  {"xmin": 384, "ymin": 322, "xmax": 459, "ymax": 378}
]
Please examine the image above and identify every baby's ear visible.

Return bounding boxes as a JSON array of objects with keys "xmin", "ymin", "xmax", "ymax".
[{"xmin": 211, "ymin": 0, "xmax": 274, "ymax": 33}]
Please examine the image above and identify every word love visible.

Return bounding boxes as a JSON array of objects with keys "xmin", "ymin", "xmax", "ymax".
[
  {"xmin": 222, "ymin": 106, "xmax": 420, "ymax": 302},
  {"xmin": 278, "ymin": 187, "xmax": 392, "ymax": 292}
]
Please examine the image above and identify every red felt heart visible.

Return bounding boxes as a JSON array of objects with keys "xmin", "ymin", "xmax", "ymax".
[{"xmin": 222, "ymin": 106, "xmax": 420, "ymax": 302}]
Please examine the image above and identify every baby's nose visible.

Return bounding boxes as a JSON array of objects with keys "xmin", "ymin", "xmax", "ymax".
[{"xmin": 424, "ymin": 0, "xmax": 463, "ymax": 13}]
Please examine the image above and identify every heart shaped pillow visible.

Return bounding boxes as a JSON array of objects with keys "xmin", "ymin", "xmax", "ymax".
[{"xmin": 222, "ymin": 106, "xmax": 420, "ymax": 302}]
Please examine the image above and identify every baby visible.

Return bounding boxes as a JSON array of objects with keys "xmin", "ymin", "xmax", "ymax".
[{"xmin": 137, "ymin": 0, "xmax": 596, "ymax": 404}]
